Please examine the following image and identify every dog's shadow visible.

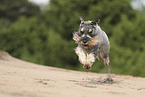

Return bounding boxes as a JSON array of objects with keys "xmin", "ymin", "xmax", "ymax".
[
  {"xmin": 73, "ymin": 77, "xmax": 120, "ymax": 88},
  {"xmin": 88, "ymin": 77, "xmax": 119, "ymax": 85}
]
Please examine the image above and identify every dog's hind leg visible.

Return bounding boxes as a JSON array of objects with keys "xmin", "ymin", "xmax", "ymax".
[
  {"xmin": 104, "ymin": 57, "xmax": 109, "ymax": 66},
  {"xmin": 97, "ymin": 47, "xmax": 102, "ymax": 61},
  {"xmin": 100, "ymin": 44, "xmax": 113, "ymax": 81},
  {"xmin": 92, "ymin": 45, "xmax": 102, "ymax": 61},
  {"xmin": 97, "ymin": 55, "xmax": 102, "ymax": 61},
  {"xmin": 100, "ymin": 44, "xmax": 110, "ymax": 66}
]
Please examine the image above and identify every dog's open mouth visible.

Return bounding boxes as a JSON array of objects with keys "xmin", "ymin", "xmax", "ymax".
[
  {"xmin": 83, "ymin": 44, "xmax": 89, "ymax": 49},
  {"xmin": 83, "ymin": 44, "xmax": 88, "ymax": 47}
]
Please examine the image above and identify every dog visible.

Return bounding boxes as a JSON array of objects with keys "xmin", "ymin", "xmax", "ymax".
[{"xmin": 73, "ymin": 16, "xmax": 110, "ymax": 70}]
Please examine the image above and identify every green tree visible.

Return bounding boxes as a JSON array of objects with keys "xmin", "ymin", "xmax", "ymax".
[
  {"xmin": 0, "ymin": 0, "xmax": 40, "ymax": 22},
  {"xmin": 44, "ymin": 0, "xmax": 136, "ymax": 40},
  {"xmin": 0, "ymin": 16, "xmax": 79, "ymax": 69},
  {"xmin": 109, "ymin": 14, "xmax": 145, "ymax": 76}
]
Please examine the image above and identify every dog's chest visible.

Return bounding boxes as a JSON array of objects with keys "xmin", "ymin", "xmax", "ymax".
[{"xmin": 82, "ymin": 45, "xmax": 93, "ymax": 53}]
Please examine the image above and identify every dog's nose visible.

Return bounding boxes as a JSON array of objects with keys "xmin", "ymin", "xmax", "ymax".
[{"xmin": 83, "ymin": 40, "xmax": 87, "ymax": 44}]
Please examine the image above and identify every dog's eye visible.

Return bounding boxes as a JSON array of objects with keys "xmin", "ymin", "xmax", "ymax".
[
  {"xmin": 89, "ymin": 29, "xmax": 92, "ymax": 32},
  {"xmin": 89, "ymin": 31, "xmax": 93, "ymax": 35},
  {"xmin": 89, "ymin": 31, "xmax": 93, "ymax": 33},
  {"xmin": 81, "ymin": 22, "xmax": 84, "ymax": 24},
  {"xmin": 88, "ymin": 31, "xmax": 95, "ymax": 36}
]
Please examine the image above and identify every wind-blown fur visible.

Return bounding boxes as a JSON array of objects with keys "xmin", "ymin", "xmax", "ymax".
[{"xmin": 73, "ymin": 16, "xmax": 110, "ymax": 70}]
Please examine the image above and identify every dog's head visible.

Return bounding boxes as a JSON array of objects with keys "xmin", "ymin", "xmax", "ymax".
[{"xmin": 73, "ymin": 16, "xmax": 100, "ymax": 50}]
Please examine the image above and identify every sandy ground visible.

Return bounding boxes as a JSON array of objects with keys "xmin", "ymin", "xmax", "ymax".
[{"xmin": 0, "ymin": 51, "xmax": 145, "ymax": 97}]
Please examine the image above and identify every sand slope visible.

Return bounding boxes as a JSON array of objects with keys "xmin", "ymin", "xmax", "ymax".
[{"xmin": 0, "ymin": 51, "xmax": 145, "ymax": 97}]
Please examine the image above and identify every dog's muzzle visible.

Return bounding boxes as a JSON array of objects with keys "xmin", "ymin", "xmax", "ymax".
[
  {"xmin": 83, "ymin": 40, "xmax": 87, "ymax": 44},
  {"xmin": 82, "ymin": 40, "xmax": 88, "ymax": 47},
  {"xmin": 81, "ymin": 37, "xmax": 90, "ymax": 47}
]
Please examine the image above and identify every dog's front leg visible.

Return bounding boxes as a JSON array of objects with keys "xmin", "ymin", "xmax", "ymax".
[
  {"xmin": 86, "ymin": 53, "xmax": 96, "ymax": 66},
  {"xmin": 82, "ymin": 53, "xmax": 95, "ymax": 70},
  {"xmin": 75, "ymin": 46, "xmax": 86, "ymax": 65},
  {"xmin": 75, "ymin": 46, "xmax": 96, "ymax": 70}
]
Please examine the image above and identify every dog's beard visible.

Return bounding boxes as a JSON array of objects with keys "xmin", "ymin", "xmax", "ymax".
[
  {"xmin": 81, "ymin": 42, "xmax": 90, "ymax": 49},
  {"xmin": 81, "ymin": 43, "xmax": 90, "ymax": 50},
  {"xmin": 78, "ymin": 39, "xmax": 94, "ymax": 52},
  {"xmin": 83, "ymin": 44, "xmax": 89, "ymax": 49}
]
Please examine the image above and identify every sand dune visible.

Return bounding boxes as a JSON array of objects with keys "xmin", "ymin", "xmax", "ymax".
[{"xmin": 0, "ymin": 51, "xmax": 145, "ymax": 97}]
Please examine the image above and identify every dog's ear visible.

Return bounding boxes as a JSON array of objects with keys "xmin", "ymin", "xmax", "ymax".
[
  {"xmin": 91, "ymin": 19, "xmax": 100, "ymax": 25},
  {"xmin": 79, "ymin": 16, "xmax": 84, "ymax": 23}
]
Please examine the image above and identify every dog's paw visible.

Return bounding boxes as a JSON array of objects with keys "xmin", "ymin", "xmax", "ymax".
[{"xmin": 83, "ymin": 65, "xmax": 91, "ymax": 70}]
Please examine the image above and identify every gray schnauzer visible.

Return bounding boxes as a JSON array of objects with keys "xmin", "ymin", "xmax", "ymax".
[{"xmin": 73, "ymin": 16, "xmax": 110, "ymax": 70}]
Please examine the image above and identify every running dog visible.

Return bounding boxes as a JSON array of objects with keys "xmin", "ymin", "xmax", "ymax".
[{"xmin": 73, "ymin": 16, "xmax": 110, "ymax": 70}]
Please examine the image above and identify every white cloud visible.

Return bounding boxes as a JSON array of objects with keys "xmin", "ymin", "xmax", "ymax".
[
  {"xmin": 131, "ymin": 0, "xmax": 145, "ymax": 10},
  {"xmin": 29, "ymin": 0, "xmax": 49, "ymax": 5}
]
